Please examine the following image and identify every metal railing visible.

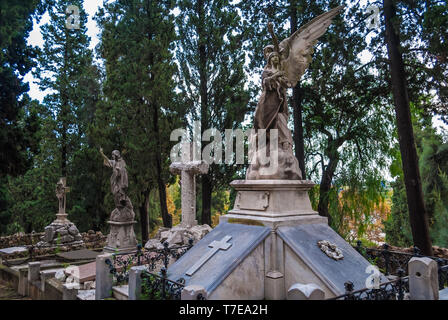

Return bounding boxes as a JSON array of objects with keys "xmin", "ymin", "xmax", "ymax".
[{"xmin": 105, "ymin": 239, "xmax": 194, "ymax": 285}]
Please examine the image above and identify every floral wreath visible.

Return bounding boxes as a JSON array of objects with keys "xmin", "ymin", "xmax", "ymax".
[{"xmin": 317, "ymin": 240, "xmax": 344, "ymax": 261}]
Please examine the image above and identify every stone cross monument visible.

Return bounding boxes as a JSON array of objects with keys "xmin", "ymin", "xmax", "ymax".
[
  {"xmin": 170, "ymin": 143, "xmax": 209, "ymax": 227},
  {"xmin": 55, "ymin": 177, "xmax": 70, "ymax": 223},
  {"xmin": 36, "ymin": 177, "xmax": 84, "ymax": 248}
]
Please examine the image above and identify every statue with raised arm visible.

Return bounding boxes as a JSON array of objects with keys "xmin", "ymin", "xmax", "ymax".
[
  {"xmin": 100, "ymin": 147, "xmax": 135, "ymax": 222},
  {"xmin": 246, "ymin": 6, "xmax": 343, "ymax": 180}
]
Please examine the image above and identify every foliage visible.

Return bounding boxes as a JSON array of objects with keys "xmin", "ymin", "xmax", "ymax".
[
  {"xmin": 175, "ymin": 0, "xmax": 251, "ymax": 224},
  {"xmin": 385, "ymin": 110, "xmax": 448, "ymax": 247}
]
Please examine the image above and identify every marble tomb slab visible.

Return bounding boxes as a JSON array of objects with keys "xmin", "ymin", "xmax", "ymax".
[
  {"xmin": 278, "ymin": 223, "xmax": 387, "ymax": 295},
  {"xmin": 57, "ymin": 249, "xmax": 101, "ymax": 261},
  {"xmin": 0, "ymin": 246, "xmax": 28, "ymax": 255},
  {"xmin": 167, "ymin": 222, "xmax": 270, "ymax": 295}
]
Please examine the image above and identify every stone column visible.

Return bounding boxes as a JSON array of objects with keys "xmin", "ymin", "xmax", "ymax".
[
  {"xmin": 28, "ymin": 262, "xmax": 41, "ymax": 284},
  {"xmin": 409, "ymin": 257, "xmax": 439, "ymax": 300},
  {"xmin": 18, "ymin": 267, "xmax": 28, "ymax": 296},
  {"xmin": 62, "ymin": 283, "xmax": 79, "ymax": 300},
  {"xmin": 265, "ymin": 228, "xmax": 285, "ymax": 300},
  {"xmin": 95, "ymin": 253, "xmax": 114, "ymax": 300},
  {"xmin": 128, "ymin": 266, "xmax": 146, "ymax": 300},
  {"xmin": 170, "ymin": 161, "xmax": 209, "ymax": 227}
]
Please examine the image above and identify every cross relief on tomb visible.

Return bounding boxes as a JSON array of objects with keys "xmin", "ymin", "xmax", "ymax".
[{"xmin": 186, "ymin": 235, "xmax": 233, "ymax": 276}]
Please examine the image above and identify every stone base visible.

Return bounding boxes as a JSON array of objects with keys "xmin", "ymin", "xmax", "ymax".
[
  {"xmin": 220, "ymin": 180, "xmax": 327, "ymax": 228},
  {"xmin": 36, "ymin": 216, "xmax": 84, "ymax": 248},
  {"xmin": 104, "ymin": 221, "xmax": 137, "ymax": 254}
]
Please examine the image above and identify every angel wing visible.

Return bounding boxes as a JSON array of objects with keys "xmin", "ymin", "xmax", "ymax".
[{"xmin": 279, "ymin": 6, "xmax": 344, "ymax": 87}]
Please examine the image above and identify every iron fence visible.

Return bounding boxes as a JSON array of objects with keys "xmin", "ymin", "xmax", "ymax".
[
  {"xmin": 330, "ymin": 269, "xmax": 409, "ymax": 300},
  {"xmin": 354, "ymin": 241, "xmax": 448, "ymax": 277},
  {"xmin": 105, "ymin": 239, "xmax": 194, "ymax": 285},
  {"xmin": 330, "ymin": 241, "xmax": 448, "ymax": 300}
]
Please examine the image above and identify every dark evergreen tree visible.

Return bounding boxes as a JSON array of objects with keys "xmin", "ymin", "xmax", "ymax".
[
  {"xmin": 95, "ymin": 0, "xmax": 181, "ymax": 241},
  {"xmin": 176, "ymin": 0, "xmax": 251, "ymax": 225}
]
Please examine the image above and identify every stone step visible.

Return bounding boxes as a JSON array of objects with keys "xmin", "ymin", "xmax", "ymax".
[
  {"xmin": 77, "ymin": 289, "xmax": 96, "ymax": 300},
  {"xmin": 440, "ymin": 288, "xmax": 448, "ymax": 300},
  {"xmin": 112, "ymin": 285, "xmax": 129, "ymax": 300}
]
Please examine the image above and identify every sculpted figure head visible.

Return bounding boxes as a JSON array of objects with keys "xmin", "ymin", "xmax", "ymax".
[{"xmin": 112, "ymin": 150, "xmax": 121, "ymax": 161}]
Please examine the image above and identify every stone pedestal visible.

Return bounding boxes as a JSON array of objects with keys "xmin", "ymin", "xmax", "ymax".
[
  {"xmin": 220, "ymin": 179, "xmax": 327, "ymax": 228},
  {"xmin": 168, "ymin": 179, "xmax": 380, "ymax": 300},
  {"xmin": 104, "ymin": 221, "xmax": 137, "ymax": 253},
  {"xmin": 36, "ymin": 214, "xmax": 84, "ymax": 248}
]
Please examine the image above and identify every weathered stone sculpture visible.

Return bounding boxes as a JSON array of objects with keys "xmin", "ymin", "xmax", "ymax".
[
  {"xmin": 100, "ymin": 148, "xmax": 137, "ymax": 253},
  {"xmin": 100, "ymin": 148, "xmax": 135, "ymax": 222},
  {"xmin": 37, "ymin": 177, "xmax": 84, "ymax": 248},
  {"xmin": 246, "ymin": 6, "xmax": 343, "ymax": 180}
]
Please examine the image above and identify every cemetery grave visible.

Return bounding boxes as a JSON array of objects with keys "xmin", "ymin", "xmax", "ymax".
[{"xmin": 1, "ymin": 0, "xmax": 448, "ymax": 307}]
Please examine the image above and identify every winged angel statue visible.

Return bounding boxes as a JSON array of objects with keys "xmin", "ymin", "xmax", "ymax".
[{"xmin": 246, "ymin": 6, "xmax": 344, "ymax": 180}]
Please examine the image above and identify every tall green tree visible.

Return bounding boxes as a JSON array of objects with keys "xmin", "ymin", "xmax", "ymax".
[
  {"xmin": 95, "ymin": 0, "xmax": 181, "ymax": 241},
  {"xmin": 385, "ymin": 108, "xmax": 448, "ymax": 248},
  {"xmin": 34, "ymin": 0, "xmax": 97, "ymax": 177},
  {"xmin": 176, "ymin": 0, "xmax": 250, "ymax": 225},
  {"xmin": 0, "ymin": 0, "xmax": 48, "ymax": 232},
  {"xmin": 240, "ymin": 0, "xmax": 394, "ymax": 232},
  {"xmin": 382, "ymin": 0, "xmax": 433, "ymax": 255}
]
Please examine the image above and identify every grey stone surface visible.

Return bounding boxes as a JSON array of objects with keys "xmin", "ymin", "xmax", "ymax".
[
  {"xmin": 128, "ymin": 265, "xmax": 146, "ymax": 300},
  {"xmin": 208, "ymin": 243, "xmax": 265, "ymax": 300},
  {"xmin": 62, "ymin": 282, "xmax": 79, "ymax": 300},
  {"xmin": 170, "ymin": 159, "xmax": 209, "ymax": 227},
  {"xmin": 0, "ymin": 246, "xmax": 28, "ymax": 255},
  {"xmin": 181, "ymin": 285, "xmax": 208, "ymax": 300},
  {"xmin": 144, "ymin": 224, "xmax": 212, "ymax": 249},
  {"xmin": 278, "ymin": 223, "xmax": 387, "ymax": 296},
  {"xmin": 409, "ymin": 257, "xmax": 439, "ymax": 300},
  {"xmin": 77, "ymin": 289, "xmax": 96, "ymax": 300},
  {"xmin": 55, "ymin": 269, "xmax": 66, "ymax": 282},
  {"xmin": 287, "ymin": 283, "xmax": 325, "ymax": 300},
  {"xmin": 221, "ymin": 180, "xmax": 327, "ymax": 229},
  {"xmin": 104, "ymin": 220, "xmax": 137, "ymax": 253},
  {"xmin": 28, "ymin": 262, "xmax": 41, "ymax": 282},
  {"xmin": 112, "ymin": 285, "xmax": 129, "ymax": 300},
  {"xmin": 440, "ymin": 288, "xmax": 448, "ymax": 300},
  {"xmin": 56, "ymin": 248, "xmax": 101, "ymax": 261},
  {"xmin": 95, "ymin": 253, "xmax": 114, "ymax": 300},
  {"xmin": 167, "ymin": 222, "xmax": 270, "ymax": 295}
]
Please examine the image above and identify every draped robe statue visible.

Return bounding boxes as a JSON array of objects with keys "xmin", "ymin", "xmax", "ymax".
[
  {"xmin": 100, "ymin": 148, "xmax": 135, "ymax": 222},
  {"xmin": 246, "ymin": 6, "xmax": 343, "ymax": 180}
]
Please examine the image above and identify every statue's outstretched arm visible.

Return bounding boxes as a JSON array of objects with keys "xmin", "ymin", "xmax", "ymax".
[{"xmin": 99, "ymin": 147, "xmax": 112, "ymax": 168}]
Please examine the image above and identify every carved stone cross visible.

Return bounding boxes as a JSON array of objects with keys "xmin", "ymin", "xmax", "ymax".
[
  {"xmin": 56, "ymin": 177, "xmax": 70, "ymax": 214},
  {"xmin": 186, "ymin": 235, "xmax": 233, "ymax": 276},
  {"xmin": 170, "ymin": 144, "xmax": 209, "ymax": 227}
]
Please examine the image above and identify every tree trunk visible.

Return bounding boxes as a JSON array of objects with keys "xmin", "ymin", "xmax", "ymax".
[
  {"xmin": 152, "ymin": 103, "xmax": 172, "ymax": 228},
  {"xmin": 201, "ymin": 176, "xmax": 212, "ymax": 226},
  {"xmin": 383, "ymin": 0, "xmax": 433, "ymax": 255},
  {"xmin": 290, "ymin": 0, "xmax": 306, "ymax": 179},
  {"xmin": 197, "ymin": 0, "xmax": 212, "ymax": 226},
  {"xmin": 317, "ymin": 156, "xmax": 338, "ymax": 226},
  {"xmin": 139, "ymin": 189, "xmax": 150, "ymax": 243}
]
